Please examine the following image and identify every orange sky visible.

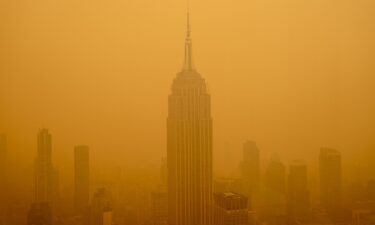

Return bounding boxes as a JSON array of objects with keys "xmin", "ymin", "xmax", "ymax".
[{"xmin": 0, "ymin": 0, "xmax": 374, "ymax": 180}]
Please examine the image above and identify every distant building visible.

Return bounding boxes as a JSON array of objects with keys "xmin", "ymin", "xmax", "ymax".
[
  {"xmin": 35, "ymin": 129, "xmax": 54, "ymax": 203},
  {"xmin": 352, "ymin": 210, "xmax": 375, "ymax": 225},
  {"xmin": 88, "ymin": 188, "xmax": 113, "ymax": 225},
  {"xmin": 74, "ymin": 145, "xmax": 90, "ymax": 214},
  {"xmin": 27, "ymin": 202, "xmax": 52, "ymax": 225},
  {"xmin": 167, "ymin": 11, "xmax": 213, "ymax": 225},
  {"xmin": 214, "ymin": 192, "xmax": 249, "ymax": 225},
  {"xmin": 319, "ymin": 148, "xmax": 342, "ymax": 209},
  {"xmin": 287, "ymin": 160, "xmax": 310, "ymax": 222},
  {"xmin": 254, "ymin": 185, "xmax": 287, "ymax": 224},
  {"xmin": 265, "ymin": 156, "xmax": 286, "ymax": 194},
  {"xmin": 241, "ymin": 141, "xmax": 260, "ymax": 195},
  {"xmin": 151, "ymin": 187, "xmax": 168, "ymax": 225}
]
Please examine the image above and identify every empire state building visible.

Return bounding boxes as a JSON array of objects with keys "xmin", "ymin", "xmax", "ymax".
[{"xmin": 167, "ymin": 12, "xmax": 213, "ymax": 225}]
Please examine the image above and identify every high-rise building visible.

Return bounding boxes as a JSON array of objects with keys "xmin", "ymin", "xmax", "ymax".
[
  {"xmin": 35, "ymin": 129, "xmax": 54, "ymax": 203},
  {"xmin": 167, "ymin": 11, "xmax": 213, "ymax": 225},
  {"xmin": 287, "ymin": 160, "xmax": 310, "ymax": 222},
  {"xmin": 241, "ymin": 141, "xmax": 260, "ymax": 195},
  {"xmin": 265, "ymin": 156, "xmax": 286, "ymax": 194},
  {"xmin": 74, "ymin": 145, "xmax": 90, "ymax": 214},
  {"xmin": 319, "ymin": 148, "xmax": 341, "ymax": 209},
  {"xmin": 214, "ymin": 192, "xmax": 249, "ymax": 225},
  {"xmin": 27, "ymin": 202, "xmax": 52, "ymax": 225},
  {"xmin": 88, "ymin": 188, "xmax": 113, "ymax": 225},
  {"xmin": 151, "ymin": 187, "xmax": 168, "ymax": 225}
]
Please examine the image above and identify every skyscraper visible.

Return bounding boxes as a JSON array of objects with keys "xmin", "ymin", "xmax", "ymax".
[
  {"xmin": 319, "ymin": 148, "xmax": 341, "ymax": 209},
  {"xmin": 264, "ymin": 156, "xmax": 286, "ymax": 194},
  {"xmin": 287, "ymin": 160, "xmax": 310, "ymax": 222},
  {"xmin": 151, "ymin": 187, "xmax": 168, "ymax": 225},
  {"xmin": 74, "ymin": 145, "xmax": 90, "ymax": 213},
  {"xmin": 167, "ymin": 11, "xmax": 213, "ymax": 225},
  {"xmin": 35, "ymin": 129, "xmax": 54, "ymax": 203},
  {"xmin": 241, "ymin": 141, "xmax": 260, "ymax": 195}
]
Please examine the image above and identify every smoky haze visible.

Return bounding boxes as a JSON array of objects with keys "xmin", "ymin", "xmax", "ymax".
[{"xmin": 0, "ymin": 0, "xmax": 374, "ymax": 186}]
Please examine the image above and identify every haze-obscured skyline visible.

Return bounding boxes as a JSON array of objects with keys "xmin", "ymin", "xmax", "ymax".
[{"xmin": 0, "ymin": 0, "xmax": 374, "ymax": 181}]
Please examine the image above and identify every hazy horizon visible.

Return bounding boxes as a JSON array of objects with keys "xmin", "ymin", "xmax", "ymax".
[{"xmin": 1, "ymin": 0, "xmax": 374, "ymax": 183}]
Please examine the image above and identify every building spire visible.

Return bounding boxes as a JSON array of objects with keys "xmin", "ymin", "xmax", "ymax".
[{"xmin": 183, "ymin": 2, "xmax": 194, "ymax": 71}]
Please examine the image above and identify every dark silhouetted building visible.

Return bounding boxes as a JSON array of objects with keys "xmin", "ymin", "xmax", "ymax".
[
  {"xmin": 151, "ymin": 187, "xmax": 168, "ymax": 225},
  {"xmin": 74, "ymin": 145, "xmax": 90, "ymax": 214},
  {"xmin": 287, "ymin": 160, "xmax": 310, "ymax": 222},
  {"xmin": 214, "ymin": 192, "xmax": 249, "ymax": 225},
  {"xmin": 241, "ymin": 141, "xmax": 260, "ymax": 195},
  {"xmin": 319, "ymin": 148, "xmax": 342, "ymax": 209},
  {"xmin": 167, "ymin": 12, "xmax": 213, "ymax": 225},
  {"xmin": 35, "ymin": 129, "xmax": 54, "ymax": 203},
  {"xmin": 34, "ymin": 129, "xmax": 60, "ymax": 222},
  {"xmin": 88, "ymin": 188, "xmax": 113, "ymax": 225},
  {"xmin": 265, "ymin": 156, "xmax": 286, "ymax": 194},
  {"xmin": 27, "ymin": 202, "xmax": 52, "ymax": 225}
]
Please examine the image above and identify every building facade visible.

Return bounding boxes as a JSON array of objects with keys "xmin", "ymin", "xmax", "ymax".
[
  {"xmin": 35, "ymin": 129, "xmax": 54, "ymax": 203},
  {"xmin": 319, "ymin": 148, "xmax": 342, "ymax": 209},
  {"xmin": 74, "ymin": 145, "xmax": 90, "ymax": 214},
  {"xmin": 167, "ymin": 12, "xmax": 213, "ymax": 225},
  {"xmin": 214, "ymin": 192, "xmax": 249, "ymax": 225},
  {"xmin": 241, "ymin": 141, "xmax": 260, "ymax": 195},
  {"xmin": 88, "ymin": 188, "xmax": 113, "ymax": 225},
  {"xmin": 264, "ymin": 157, "xmax": 286, "ymax": 194},
  {"xmin": 287, "ymin": 161, "xmax": 310, "ymax": 222},
  {"xmin": 151, "ymin": 188, "xmax": 168, "ymax": 225}
]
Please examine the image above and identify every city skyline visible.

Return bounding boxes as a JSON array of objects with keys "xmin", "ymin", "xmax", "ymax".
[
  {"xmin": 0, "ymin": 0, "xmax": 374, "ymax": 224},
  {"xmin": 0, "ymin": 0, "xmax": 374, "ymax": 175}
]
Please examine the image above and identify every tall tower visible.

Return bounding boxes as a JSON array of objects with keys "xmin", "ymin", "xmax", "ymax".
[
  {"xmin": 319, "ymin": 148, "xmax": 341, "ymax": 209},
  {"xmin": 265, "ymin": 156, "xmax": 286, "ymax": 194},
  {"xmin": 35, "ymin": 129, "xmax": 54, "ymax": 203},
  {"xmin": 167, "ymin": 10, "xmax": 213, "ymax": 225},
  {"xmin": 287, "ymin": 160, "xmax": 310, "ymax": 221},
  {"xmin": 74, "ymin": 145, "xmax": 90, "ymax": 213},
  {"xmin": 241, "ymin": 141, "xmax": 260, "ymax": 195}
]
